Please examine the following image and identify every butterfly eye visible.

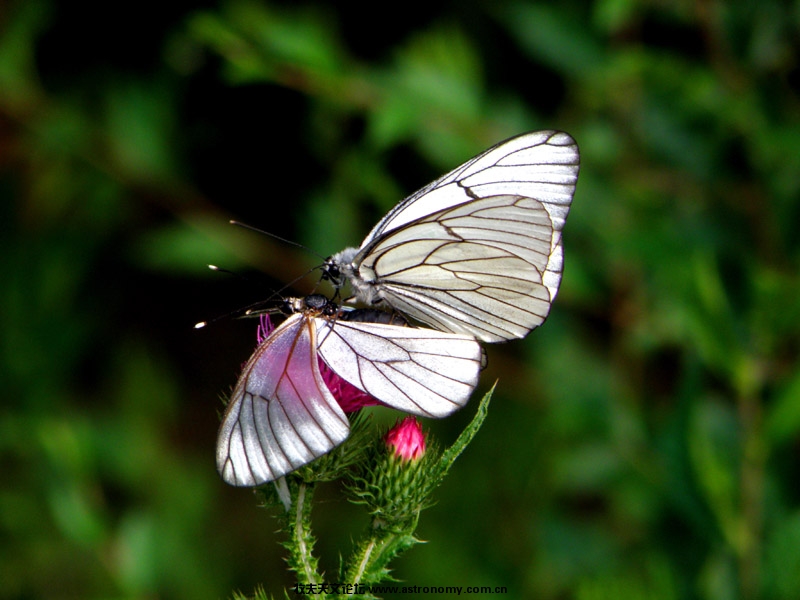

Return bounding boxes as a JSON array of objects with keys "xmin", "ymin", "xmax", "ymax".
[{"xmin": 321, "ymin": 259, "xmax": 342, "ymax": 285}]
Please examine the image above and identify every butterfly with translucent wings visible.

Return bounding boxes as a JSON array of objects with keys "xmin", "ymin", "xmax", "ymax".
[
  {"xmin": 217, "ymin": 295, "xmax": 482, "ymax": 487},
  {"xmin": 324, "ymin": 130, "xmax": 579, "ymax": 343}
]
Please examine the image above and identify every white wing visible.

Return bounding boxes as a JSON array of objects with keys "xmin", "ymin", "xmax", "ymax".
[
  {"xmin": 216, "ymin": 313, "xmax": 350, "ymax": 487},
  {"xmin": 315, "ymin": 318, "xmax": 482, "ymax": 418},
  {"xmin": 366, "ymin": 130, "xmax": 577, "ymax": 237},
  {"xmin": 330, "ymin": 130, "xmax": 579, "ymax": 343}
]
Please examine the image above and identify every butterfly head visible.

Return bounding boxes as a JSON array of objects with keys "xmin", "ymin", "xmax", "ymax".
[{"xmin": 321, "ymin": 248, "xmax": 359, "ymax": 288}]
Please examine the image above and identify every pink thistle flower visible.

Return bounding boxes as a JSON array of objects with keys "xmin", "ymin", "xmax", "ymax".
[
  {"xmin": 256, "ymin": 313, "xmax": 274, "ymax": 345},
  {"xmin": 384, "ymin": 417, "xmax": 426, "ymax": 462}
]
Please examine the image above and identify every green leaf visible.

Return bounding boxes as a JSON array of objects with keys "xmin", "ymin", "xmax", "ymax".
[{"xmin": 432, "ymin": 384, "xmax": 494, "ymax": 482}]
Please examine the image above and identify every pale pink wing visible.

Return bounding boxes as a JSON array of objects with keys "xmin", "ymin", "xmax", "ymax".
[{"xmin": 216, "ymin": 314, "xmax": 350, "ymax": 486}]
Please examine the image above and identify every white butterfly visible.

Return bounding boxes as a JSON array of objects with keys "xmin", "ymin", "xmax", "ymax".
[
  {"xmin": 325, "ymin": 130, "xmax": 579, "ymax": 343},
  {"xmin": 216, "ymin": 295, "xmax": 482, "ymax": 486}
]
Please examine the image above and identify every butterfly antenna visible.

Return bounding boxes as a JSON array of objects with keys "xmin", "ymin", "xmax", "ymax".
[
  {"xmin": 196, "ymin": 222, "xmax": 339, "ymax": 329},
  {"xmin": 229, "ymin": 220, "xmax": 327, "ymax": 262},
  {"xmin": 244, "ymin": 262, "xmax": 326, "ymax": 307},
  {"xmin": 206, "ymin": 264, "xmax": 242, "ymax": 278},
  {"xmin": 195, "ymin": 297, "xmax": 284, "ymax": 329},
  {"xmin": 194, "ymin": 265, "xmax": 284, "ymax": 329},
  {"xmin": 229, "ymin": 219, "xmax": 346, "ymax": 298}
]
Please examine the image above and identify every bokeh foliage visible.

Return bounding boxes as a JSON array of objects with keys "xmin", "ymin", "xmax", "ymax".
[{"xmin": 2, "ymin": 0, "xmax": 800, "ymax": 598}]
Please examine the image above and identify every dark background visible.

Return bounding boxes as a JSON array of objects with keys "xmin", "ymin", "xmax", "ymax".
[{"xmin": 2, "ymin": 1, "xmax": 800, "ymax": 598}]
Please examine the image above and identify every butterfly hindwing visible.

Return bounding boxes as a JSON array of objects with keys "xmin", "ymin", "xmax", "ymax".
[{"xmin": 315, "ymin": 317, "xmax": 482, "ymax": 418}]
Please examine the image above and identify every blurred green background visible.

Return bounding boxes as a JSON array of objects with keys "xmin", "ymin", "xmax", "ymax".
[{"xmin": 2, "ymin": 0, "xmax": 800, "ymax": 598}]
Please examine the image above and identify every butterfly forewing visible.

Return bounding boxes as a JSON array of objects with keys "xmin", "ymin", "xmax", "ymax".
[
  {"xmin": 368, "ymin": 130, "xmax": 577, "ymax": 236},
  {"xmin": 216, "ymin": 313, "xmax": 349, "ymax": 487}
]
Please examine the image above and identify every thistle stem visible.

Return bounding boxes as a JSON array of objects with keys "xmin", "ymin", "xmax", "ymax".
[
  {"xmin": 282, "ymin": 480, "xmax": 323, "ymax": 590},
  {"xmin": 351, "ymin": 538, "xmax": 376, "ymax": 585},
  {"xmin": 295, "ymin": 484, "xmax": 320, "ymax": 584}
]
